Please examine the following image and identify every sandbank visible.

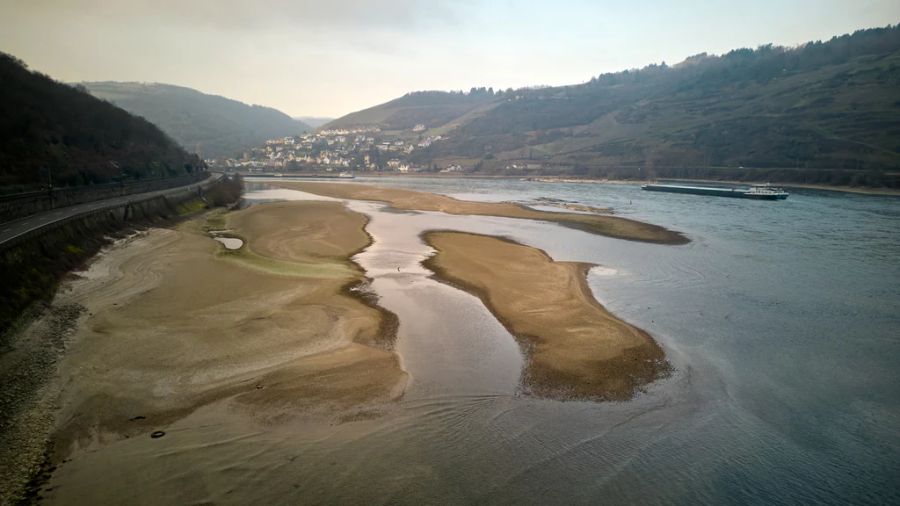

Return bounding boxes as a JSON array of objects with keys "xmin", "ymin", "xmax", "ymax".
[
  {"xmin": 422, "ymin": 231, "xmax": 670, "ymax": 401},
  {"xmin": 43, "ymin": 201, "xmax": 406, "ymax": 463},
  {"xmin": 278, "ymin": 181, "xmax": 688, "ymax": 244}
]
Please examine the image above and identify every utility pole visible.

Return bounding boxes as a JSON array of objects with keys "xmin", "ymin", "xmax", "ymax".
[{"xmin": 46, "ymin": 166, "xmax": 54, "ymax": 209}]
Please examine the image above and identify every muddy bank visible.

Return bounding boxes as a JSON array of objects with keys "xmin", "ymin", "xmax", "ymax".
[
  {"xmin": 422, "ymin": 231, "xmax": 670, "ymax": 401},
  {"xmin": 278, "ymin": 181, "xmax": 688, "ymax": 244},
  {"xmin": 0, "ymin": 174, "xmax": 243, "ymax": 339},
  {"xmin": 50, "ymin": 201, "xmax": 405, "ymax": 447},
  {"xmin": 3, "ymin": 200, "xmax": 405, "ymax": 504},
  {"xmin": 533, "ymin": 197, "xmax": 614, "ymax": 214},
  {"xmin": 0, "ymin": 193, "xmax": 235, "ymax": 505}
]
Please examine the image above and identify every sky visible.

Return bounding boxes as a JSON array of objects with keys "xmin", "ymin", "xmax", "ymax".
[{"xmin": 0, "ymin": 1, "xmax": 898, "ymax": 117}]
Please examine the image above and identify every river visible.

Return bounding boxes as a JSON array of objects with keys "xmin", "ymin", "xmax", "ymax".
[{"xmin": 51, "ymin": 177, "xmax": 900, "ymax": 505}]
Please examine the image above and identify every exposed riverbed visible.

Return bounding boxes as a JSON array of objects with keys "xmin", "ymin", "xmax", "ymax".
[{"xmin": 22, "ymin": 178, "xmax": 900, "ymax": 505}]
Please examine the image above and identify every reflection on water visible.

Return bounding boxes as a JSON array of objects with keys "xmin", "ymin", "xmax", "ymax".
[{"xmin": 49, "ymin": 180, "xmax": 900, "ymax": 505}]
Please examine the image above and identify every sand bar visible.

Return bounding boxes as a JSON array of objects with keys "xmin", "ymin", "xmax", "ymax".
[
  {"xmin": 422, "ymin": 231, "xmax": 670, "ymax": 400},
  {"xmin": 39, "ymin": 201, "xmax": 405, "ymax": 466},
  {"xmin": 278, "ymin": 181, "xmax": 688, "ymax": 244}
]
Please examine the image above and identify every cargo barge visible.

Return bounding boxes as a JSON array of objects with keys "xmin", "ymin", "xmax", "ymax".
[
  {"xmin": 642, "ymin": 183, "xmax": 789, "ymax": 200},
  {"xmin": 241, "ymin": 172, "xmax": 355, "ymax": 179}
]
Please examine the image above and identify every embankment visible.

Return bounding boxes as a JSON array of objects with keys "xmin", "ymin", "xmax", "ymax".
[
  {"xmin": 0, "ymin": 176, "xmax": 243, "ymax": 504},
  {"xmin": 0, "ymin": 175, "xmax": 242, "ymax": 339},
  {"xmin": 0, "ymin": 198, "xmax": 405, "ymax": 505},
  {"xmin": 0, "ymin": 173, "xmax": 210, "ymax": 224}
]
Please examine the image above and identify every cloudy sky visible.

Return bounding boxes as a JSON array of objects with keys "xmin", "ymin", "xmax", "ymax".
[{"xmin": 1, "ymin": 1, "xmax": 898, "ymax": 117}]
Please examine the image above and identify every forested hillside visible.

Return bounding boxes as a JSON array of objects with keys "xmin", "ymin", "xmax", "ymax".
[
  {"xmin": 0, "ymin": 53, "xmax": 202, "ymax": 191},
  {"xmin": 83, "ymin": 82, "xmax": 311, "ymax": 158},
  {"xmin": 333, "ymin": 25, "xmax": 900, "ymax": 186},
  {"xmin": 324, "ymin": 89, "xmax": 500, "ymax": 131}
]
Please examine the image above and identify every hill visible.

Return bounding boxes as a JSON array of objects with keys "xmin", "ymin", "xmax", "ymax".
[
  {"xmin": 82, "ymin": 82, "xmax": 311, "ymax": 158},
  {"xmin": 331, "ymin": 25, "xmax": 900, "ymax": 187},
  {"xmin": 0, "ymin": 53, "xmax": 202, "ymax": 191},
  {"xmin": 323, "ymin": 89, "xmax": 501, "ymax": 132}
]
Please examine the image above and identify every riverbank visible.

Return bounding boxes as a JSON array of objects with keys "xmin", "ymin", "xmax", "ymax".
[
  {"xmin": 781, "ymin": 182, "xmax": 900, "ymax": 196},
  {"xmin": 259, "ymin": 173, "xmax": 900, "ymax": 197},
  {"xmin": 277, "ymin": 181, "xmax": 689, "ymax": 244},
  {"xmin": 1, "ymin": 200, "xmax": 405, "ymax": 504},
  {"xmin": 523, "ymin": 176, "xmax": 900, "ymax": 196},
  {"xmin": 422, "ymin": 231, "xmax": 669, "ymax": 401}
]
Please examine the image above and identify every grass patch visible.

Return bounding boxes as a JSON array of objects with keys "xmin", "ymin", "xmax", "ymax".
[
  {"xmin": 176, "ymin": 198, "xmax": 207, "ymax": 216},
  {"xmin": 219, "ymin": 246, "xmax": 357, "ymax": 280},
  {"xmin": 203, "ymin": 209, "xmax": 228, "ymax": 231}
]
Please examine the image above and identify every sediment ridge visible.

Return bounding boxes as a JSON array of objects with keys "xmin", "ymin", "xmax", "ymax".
[
  {"xmin": 50, "ymin": 200, "xmax": 406, "ymax": 445},
  {"xmin": 422, "ymin": 230, "xmax": 670, "ymax": 401},
  {"xmin": 0, "ymin": 200, "xmax": 405, "ymax": 504},
  {"xmin": 278, "ymin": 181, "xmax": 689, "ymax": 244}
]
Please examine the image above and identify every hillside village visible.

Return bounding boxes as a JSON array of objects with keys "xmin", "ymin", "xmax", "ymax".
[{"xmin": 208, "ymin": 126, "xmax": 460, "ymax": 174}]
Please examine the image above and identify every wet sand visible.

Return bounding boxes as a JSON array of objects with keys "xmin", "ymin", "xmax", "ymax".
[
  {"xmin": 533, "ymin": 197, "xmax": 614, "ymax": 214},
  {"xmin": 278, "ymin": 181, "xmax": 688, "ymax": 244},
  {"xmin": 422, "ymin": 231, "xmax": 670, "ymax": 401},
  {"xmin": 35, "ymin": 201, "xmax": 406, "ymax": 479}
]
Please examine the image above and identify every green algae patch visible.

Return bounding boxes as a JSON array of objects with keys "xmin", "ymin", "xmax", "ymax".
[
  {"xmin": 176, "ymin": 198, "xmax": 208, "ymax": 216},
  {"xmin": 203, "ymin": 208, "xmax": 228, "ymax": 231},
  {"xmin": 218, "ymin": 245, "xmax": 358, "ymax": 280}
]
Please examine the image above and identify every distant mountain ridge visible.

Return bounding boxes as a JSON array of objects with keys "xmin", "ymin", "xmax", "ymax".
[
  {"xmin": 328, "ymin": 25, "xmax": 900, "ymax": 186},
  {"xmin": 295, "ymin": 116, "xmax": 334, "ymax": 129},
  {"xmin": 82, "ymin": 82, "xmax": 311, "ymax": 158},
  {"xmin": 0, "ymin": 53, "xmax": 201, "ymax": 190}
]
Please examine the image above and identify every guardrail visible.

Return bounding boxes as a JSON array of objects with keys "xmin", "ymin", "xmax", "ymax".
[
  {"xmin": 0, "ymin": 174, "xmax": 222, "ymax": 252},
  {"xmin": 0, "ymin": 172, "xmax": 209, "ymax": 224}
]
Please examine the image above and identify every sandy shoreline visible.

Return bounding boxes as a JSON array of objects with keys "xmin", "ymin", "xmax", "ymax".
[
  {"xmin": 1, "ymin": 200, "xmax": 406, "ymax": 503},
  {"xmin": 277, "ymin": 181, "xmax": 689, "ymax": 244},
  {"xmin": 54, "ymin": 200, "xmax": 406, "ymax": 435},
  {"xmin": 422, "ymin": 231, "xmax": 670, "ymax": 401}
]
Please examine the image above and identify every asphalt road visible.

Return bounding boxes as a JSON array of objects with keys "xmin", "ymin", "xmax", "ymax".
[{"xmin": 0, "ymin": 173, "xmax": 220, "ymax": 249}]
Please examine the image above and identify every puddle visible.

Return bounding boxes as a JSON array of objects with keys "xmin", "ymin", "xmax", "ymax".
[{"xmin": 214, "ymin": 237, "xmax": 243, "ymax": 250}]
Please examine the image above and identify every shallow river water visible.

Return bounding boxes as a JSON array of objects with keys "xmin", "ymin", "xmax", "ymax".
[{"xmin": 50, "ymin": 178, "xmax": 899, "ymax": 505}]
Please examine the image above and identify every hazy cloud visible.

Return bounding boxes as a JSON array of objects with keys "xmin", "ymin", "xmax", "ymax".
[
  {"xmin": 1, "ymin": 0, "xmax": 898, "ymax": 116},
  {"xmin": 18, "ymin": 0, "xmax": 469, "ymax": 32}
]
